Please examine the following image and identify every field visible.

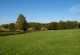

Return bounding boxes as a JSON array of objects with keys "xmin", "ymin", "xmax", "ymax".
[{"xmin": 0, "ymin": 29, "xmax": 80, "ymax": 55}]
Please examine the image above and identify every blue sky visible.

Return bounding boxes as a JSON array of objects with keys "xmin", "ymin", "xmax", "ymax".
[{"xmin": 0, "ymin": 0, "xmax": 80, "ymax": 24}]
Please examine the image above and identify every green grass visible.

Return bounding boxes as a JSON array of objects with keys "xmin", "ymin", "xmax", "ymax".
[{"xmin": 0, "ymin": 29, "xmax": 80, "ymax": 55}]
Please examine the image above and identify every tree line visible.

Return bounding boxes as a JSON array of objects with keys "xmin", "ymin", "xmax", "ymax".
[{"xmin": 0, "ymin": 14, "xmax": 80, "ymax": 32}]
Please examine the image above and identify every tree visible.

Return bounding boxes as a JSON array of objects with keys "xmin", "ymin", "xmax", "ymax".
[
  {"xmin": 15, "ymin": 14, "xmax": 28, "ymax": 32},
  {"xmin": 8, "ymin": 23, "xmax": 15, "ymax": 31},
  {"xmin": 1, "ymin": 24, "xmax": 9, "ymax": 29},
  {"xmin": 0, "ymin": 24, "xmax": 9, "ymax": 32},
  {"xmin": 28, "ymin": 22, "xmax": 42, "ymax": 31},
  {"xmin": 48, "ymin": 22, "xmax": 58, "ymax": 30},
  {"xmin": 57, "ymin": 21, "xmax": 65, "ymax": 29}
]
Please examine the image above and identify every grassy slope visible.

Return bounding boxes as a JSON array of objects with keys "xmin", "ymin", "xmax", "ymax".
[{"xmin": 0, "ymin": 29, "xmax": 80, "ymax": 55}]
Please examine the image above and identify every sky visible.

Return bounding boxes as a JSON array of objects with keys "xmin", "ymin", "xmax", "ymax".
[{"xmin": 0, "ymin": 0, "xmax": 80, "ymax": 24}]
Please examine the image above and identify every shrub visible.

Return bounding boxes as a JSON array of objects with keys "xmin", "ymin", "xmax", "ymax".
[
  {"xmin": 41, "ymin": 27, "xmax": 48, "ymax": 31},
  {"xmin": 28, "ymin": 27, "xmax": 35, "ymax": 32}
]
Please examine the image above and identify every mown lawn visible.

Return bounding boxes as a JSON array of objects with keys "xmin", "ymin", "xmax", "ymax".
[{"xmin": 0, "ymin": 29, "xmax": 80, "ymax": 55}]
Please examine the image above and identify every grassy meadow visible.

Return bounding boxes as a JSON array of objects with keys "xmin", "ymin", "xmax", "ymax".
[{"xmin": 0, "ymin": 29, "xmax": 80, "ymax": 55}]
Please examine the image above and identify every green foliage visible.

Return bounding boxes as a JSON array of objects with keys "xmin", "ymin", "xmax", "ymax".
[
  {"xmin": 0, "ymin": 14, "xmax": 79, "ymax": 32},
  {"xmin": 64, "ymin": 21, "xmax": 79, "ymax": 29},
  {"xmin": 15, "ymin": 14, "xmax": 28, "ymax": 32},
  {"xmin": 28, "ymin": 22, "xmax": 42, "ymax": 31},
  {"xmin": 28, "ymin": 27, "xmax": 35, "ymax": 32},
  {"xmin": 8, "ymin": 23, "xmax": 16, "ymax": 31},
  {"xmin": 47, "ymin": 22, "xmax": 58, "ymax": 30},
  {"xmin": 46, "ymin": 21, "xmax": 79, "ymax": 30},
  {"xmin": 41, "ymin": 27, "xmax": 48, "ymax": 31},
  {"xmin": 1, "ymin": 24, "xmax": 9, "ymax": 29},
  {"xmin": 57, "ymin": 21, "xmax": 65, "ymax": 29}
]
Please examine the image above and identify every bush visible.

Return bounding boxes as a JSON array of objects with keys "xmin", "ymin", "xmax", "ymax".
[
  {"xmin": 28, "ymin": 27, "xmax": 35, "ymax": 32},
  {"xmin": 41, "ymin": 27, "xmax": 48, "ymax": 31}
]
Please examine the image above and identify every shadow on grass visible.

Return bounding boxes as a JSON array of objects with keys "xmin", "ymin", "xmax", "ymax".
[{"xmin": 0, "ymin": 32, "xmax": 26, "ymax": 37}]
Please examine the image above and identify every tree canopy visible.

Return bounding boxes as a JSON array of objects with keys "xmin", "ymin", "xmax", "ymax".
[{"xmin": 15, "ymin": 14, "xmax": 28, "ymax": 32}]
